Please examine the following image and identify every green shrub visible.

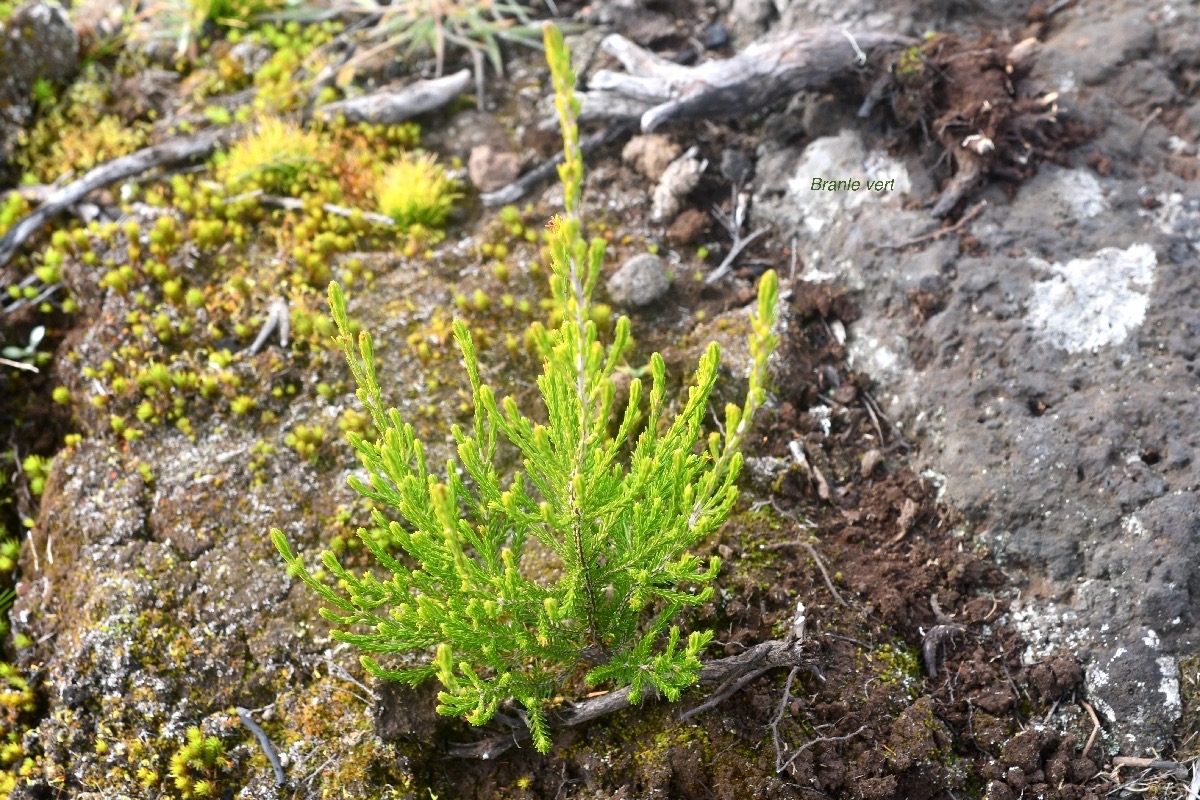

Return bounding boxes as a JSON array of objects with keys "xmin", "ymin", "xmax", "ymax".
[{"xmin": 272, "ymin": 23, "xmax": 779, "ymax": 752}]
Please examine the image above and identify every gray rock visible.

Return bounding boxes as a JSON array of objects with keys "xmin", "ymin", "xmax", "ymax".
[
  {"xmin": 746, "ymin": 28, "xmax": 1200, "ymax": 749},
  {"xmin": 1030, "ymin": 8, "xmax": 1155, "ymax": 89},
  {"xmin": 719, "ymin": 149, "xmax": 753, "ymax": 186},
  {"xmin": 1086, "ymin": 628, "xmax": 1181, "ymax": 753},
  {"xmin": 606, "ymin": 253, "xmax": 670, "ymax": 307},
  {"xmin": 0, "ymin": 2, "xmax": 79, "ymax": 172}
]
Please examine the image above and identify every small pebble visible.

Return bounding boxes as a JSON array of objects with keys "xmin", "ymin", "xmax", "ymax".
[
  {"xmin": 704, "ymin": 23, "xmax": 729, "ymax": 49},
  {"xmin": 622, "ymin": 134, "xmax": 681, "ymax": 181},
  {"xmin": 720, "ymin": 149, "xmax": 754, "ymax": 185},
  {"xmin": 467, "ymin": 145, "xmax": 521, "ymax": 193},
  {"xmin": 607, "ymin": 253, "xmax": 671, "ymax": 307},
  {"xmin": 861, "ymin": 448, "xmax": 883, "ymax": 478}
]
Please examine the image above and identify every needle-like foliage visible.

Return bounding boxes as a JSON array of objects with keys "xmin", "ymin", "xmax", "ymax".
[{"xmin": 272, "ymin": 22, "xmax": 779, "ymax": 753}]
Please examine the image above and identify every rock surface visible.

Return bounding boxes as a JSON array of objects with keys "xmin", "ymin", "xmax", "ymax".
[
  {"xmin": 748, "ymin": 1, "xmax": 1200, "ymax": 753},
  {"xmin": 467, "ymin": 144, "xmax": 521, "ymax": 192},
  {"xmin": 0, "ymin": 2, "xmax": 79, "ymax": 174}
]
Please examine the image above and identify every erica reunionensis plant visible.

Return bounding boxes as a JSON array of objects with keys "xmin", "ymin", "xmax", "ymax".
[{"xmin": 272, "ymin": 22, "xmax": 779, "ymax": 752}]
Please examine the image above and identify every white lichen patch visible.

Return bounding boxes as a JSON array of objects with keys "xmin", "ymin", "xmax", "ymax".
[
  {"xmin": 846, "ymin": 326, "xmax": 909, "ymax": 387},
  {"xmin": 1082, "ymin": 634, "xmax": 1182, "ymax": 745},
  {"xmin": 808, "ymin": 405, "xmax": 832, "ymax": 436},
  {"xmin": 1121, "ymin": 514, "xmax": 1147, "ymax": 537},
  {"xmin": 1085, "ymin": 666, "xmax": 1118, "ymax": 725},
  {"xmin": 1158, "ymin": 656, "xmax": 1182, "ymax": 717},
  {"xmin": 1021, "ymin": 165, "xmax": 1109, "ymax": 219},
  {"xmin": 1138, "ymin": 191, "xmax": 1200, "ymax": 249},
  {"xmin": 1009, "ymin": 597, "xmax": 1097, "ymax": 664},
  {"xmin": 786, "ymin": 131, "xmax": 911, "ymax": 237},
  {"xmin": 1025, "ymin": 243, "xmax": 1157, "ymax": 353}
]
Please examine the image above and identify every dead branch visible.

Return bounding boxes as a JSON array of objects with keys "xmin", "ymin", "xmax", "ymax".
[
  {"xmin": 581, "ymin": 28, "xmax": 915, "ymax": 132},
  {"xmin": 446, "ymin": 637, "xmax": 814, "ymax": 759},
  {"xmin": 0, "ymin": 126, "xmax": 240, "ymax": 269},
  {"xmin": 679, "ymin": 666, "xmax": 771, "ymax": 721},
  {"xmin": 313, "ymin": 69, "xmax": 472, "ymax": 124}
]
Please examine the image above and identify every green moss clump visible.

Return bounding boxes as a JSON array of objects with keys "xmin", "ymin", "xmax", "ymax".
[
  {"xmin": 285, "ymin": 424, "xmax": 325, "ymax": 465},
  {"xmin": 375, "ymin": 153, "xmax": 460, "ymax": 232},
  {"xmin": 20, "ymin": 455, "xmax": 51, "ymax": 496},
  {"xmin": 217, "ymin": 116, "xmax": 326, "ymax": 195},
  {"xmin": 0, "ymin": 661, "xmax": 35, "ymax": 793},
  {"xmin": 167, "ymin": 726, "xmax": 229, "ymax": 799}
]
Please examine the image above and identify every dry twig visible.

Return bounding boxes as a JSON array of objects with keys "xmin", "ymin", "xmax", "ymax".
[
  {"xmin": 706, "ymin": 189, "xmax": 770, "ymax": 284},
  {"xmin": 761, "ymin": 537, "xmax": 850, "ymax": 609},
  {"xmin": 1111, "ymin": 756, "xmax": 1188, "ymax": 773},
  {"xmin": 777, "ymin": 724, "xmax": 870, "ymax": 774},
  {"xmin": 246, "ymin": 297, "xmax": 291, "ymax": 356},
  {"xmin": 0, "ymin": 126, "xmax": 240, "ymax": 269},
  {"xmin": 580, "ymin": 28, "xmax": 914, "ymax": 131},
  {"xmin": 679, "ymin": 667, "xmax": 771, "ymax": 721},
  {"xmin": 480, "ymin": 122, "xmax": 636, "ymax": 207},
  {"xmin": 1081, "ymin": 699, "xmax": 1101, "ymax": 760},
  {"xmin": 768, "ymin": 666, "xmax": 802, "ymax": 770},
  {"xmin": 447, "ymin": 637, "xmax": 814, "ymax": 759},
  {"xmin": 231, "ymin": 190, "xmax": 395, "ymax": 226}
]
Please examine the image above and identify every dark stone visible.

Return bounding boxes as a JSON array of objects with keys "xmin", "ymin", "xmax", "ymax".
[
  {"xmin": 985, "ymin": 780, "xmax": 1015, "ymax": 800},
  {"xmin": 1071, "ymin": 757, "xmax": 1099, "ymax": 783},
  {"xmin": 999, "ymin": 727, "xmax": 1058, "ymax": 773},
  {"xmin": 1086, "ymin": 626, "xmax": 1182, "ymax": 752},
  {"xmin": 373, "ymin": 680, "xmax": 446, "ymax": 743},
  {"xmin": 704, "ymin": 23, "xmax": 729, "ymax": 49},
  {"xmin": 719, "ymin": 148, "xmax": 754, "ymax": 185}
]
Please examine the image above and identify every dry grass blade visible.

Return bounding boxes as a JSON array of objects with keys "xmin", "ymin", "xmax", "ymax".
[{"xmin": 349, "ymin": 0, "xmax": 543, "ymax": 78}]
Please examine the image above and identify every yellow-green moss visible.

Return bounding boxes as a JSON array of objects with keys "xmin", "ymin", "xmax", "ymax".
[
  {"xmin": 375, "ymin": 153, "xmax": 460, "ymax": 231},
  {"xmin": 217, "ymin": 116, "xmax": 326, "ymax": 195}
]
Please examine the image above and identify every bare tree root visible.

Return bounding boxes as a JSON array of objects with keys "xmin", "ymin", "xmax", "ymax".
[
  {"xmin": 0, "ymin": 126, "xmax": 241, "ymax": 269},
  {"xmin": 313, "ymin": 69, "xmax": 472, "ymax": 124},
  {"xmin": 897, "ymin": 35, "xmax": 1064, "ymax": 217},
  {"xmin": 446, "ymin": 637, "xmax": 816, "ymax": 759},
  {"xmin": 580, "ymin": 28, "xmax": 916, "ymax": 132}
]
